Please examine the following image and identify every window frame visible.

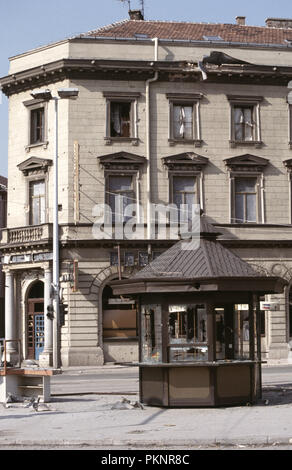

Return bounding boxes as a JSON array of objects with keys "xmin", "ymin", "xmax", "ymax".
[
  {"xmin": 230, "ymin": 173, "xmax": 262, "ymax": 224},
  {"xmin": 103, "ymin": 91, "xmax": 140, "ymax": 145},
  {"xmin": 289, "ymin": 104, "xmax": 292, "ymax": 148},
  {"xmin": 105, "ymin": 171, "xmax": 137, "ymax": 223},
  {"xmin": 166, "ymin": 93, "xmax": 203, "ymax": 146},
  {"xmin": 227, "ymin": 95, "xmax": 263, "ymax": 148},
  {"xmin": 28, "ymin": 178, "xmax": 47, "ymax": 226},
  {"xmin": 23, "ymin": 99, "xmax": 48, "ymax": 151}
]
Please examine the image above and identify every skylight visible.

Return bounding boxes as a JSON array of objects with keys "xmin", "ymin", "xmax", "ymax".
[
  {"xmin": 134, "ymin": 33, "xmax": 149, "ymax": 38},
  {"xmin": 203, "ymin": 35, "xmax": 223, "ymax": 41}
]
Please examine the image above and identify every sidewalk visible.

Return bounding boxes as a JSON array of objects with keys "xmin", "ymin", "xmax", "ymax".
[{"xmin": 0, "ymin": 364, "xmax": 292, "ymax": 450}]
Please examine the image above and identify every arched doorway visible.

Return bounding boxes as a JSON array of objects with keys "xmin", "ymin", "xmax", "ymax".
[{"xmin": 27, "ymin": 281, "xmax": 44, "ymax": 360}]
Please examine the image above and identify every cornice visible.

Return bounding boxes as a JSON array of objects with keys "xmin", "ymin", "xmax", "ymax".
[{"xmin": 2, "ymin": 58, "xmax": 292, "ymax": 96}]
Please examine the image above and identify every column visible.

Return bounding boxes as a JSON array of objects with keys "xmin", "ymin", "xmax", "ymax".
[
  {"xmin": 4, "ymin": 270, "xmax": 17, "ymax": 361},
  {"xmin": 39, "ymin": 267, "xmax": 53, "ymax": 367}
]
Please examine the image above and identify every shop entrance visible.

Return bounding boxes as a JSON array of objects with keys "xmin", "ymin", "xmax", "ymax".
[{"xmin": 27, "ymin": 281, "xmax": 44, "ymax": 360}]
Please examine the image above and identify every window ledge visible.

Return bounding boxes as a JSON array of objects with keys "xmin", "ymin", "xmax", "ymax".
[
  {"xmin": 229, "ymin": 140, "xmax": 263, "ymax": 149},
  {"xmin": 168, "ymin": 139, "xmax": 202, "ymax": 147},
  {"xmin": 25, "ymin": 141, "xmax": 49, "ymax": 152},
  {"xmin": 103, "ymin": 337, "xmax": 138, "ymax": 342},
  {"xmin": 104, "ymin": 137, "xmax": 139, "ymax": 146}
]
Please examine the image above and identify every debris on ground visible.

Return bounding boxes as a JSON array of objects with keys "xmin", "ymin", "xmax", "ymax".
[
  {"xmin": 23, "ymin": 397, "xmax": 53, "ymax": 412},
  {"xmin": 111, "ymin": 397, "xmax": 145, "ymax": 410}
]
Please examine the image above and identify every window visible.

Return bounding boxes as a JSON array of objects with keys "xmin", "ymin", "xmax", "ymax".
[
  {"xmin": 224, "ymin": 154, "xmax": 268, "ymax": 224},
  {"xmin": 234, "ymin": 177, "xmax": 257, "ymax": 223},
  {"xmin": 233, "ymin": 106, "xmax": 254, "ymax": 142},
  {"xmin": 29, "ymin": 180, "xmax": 46, "ymax": 225},
  {"xmin": 141, "ymin": 304, "xmax": 162, "ymax": 362},
  {"xmin": 166, "ymin": 93, "xmax": 203, "ymax": 145},
  {"xmin": 108, "ymin": 175, "xmax": 136, "ymax": 222},
  {"xmin": 110, "ymin": 102, "xmax": 131, "ymax": 138},
  {"xmin": 227, "ymin": 95, "xmax": 263, "ymax": 147},
  {"xmin": 168, "ymin": 304, "xmax": 208, "ymax": 362},
  {"xmin": 30, "ymin": 108, "xmax": 45, "ymax": 145},
  {"xmin": 172, "ymin": 175, "xmax": 197, "ymax": 222},
  {"xmin": 103, "ymin": 285, "xmax": 138, "ymax": 340},
  {"xmin": 103, "ymin": 92, "xmax": 140, "ymax": 144},
  {"xmin": 23, "ymin": 99, "xmax": 48, "ymax": 150},
  {"xmin": 173, "ymin": 105, "xmax": 193, "ymax": 140}
]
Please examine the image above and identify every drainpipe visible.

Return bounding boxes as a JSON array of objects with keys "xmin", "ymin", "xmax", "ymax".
[{"xmin": 146, "ymin": 38, "xmax": 159, "ymax": 241}]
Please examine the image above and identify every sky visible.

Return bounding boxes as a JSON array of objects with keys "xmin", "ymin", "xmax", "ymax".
[{"xmin": 1, "ymin": 0, "xmax": 292, "ymax": 177}]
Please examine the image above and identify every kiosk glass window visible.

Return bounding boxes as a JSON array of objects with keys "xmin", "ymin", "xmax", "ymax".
[
  {"xmin": 168, "ymin": 304, "xmax": 208, "ymax": 362},
  {"xmin": 215, "ymin": 305, "xmax": 251, "ymax": 361},
  {"xmin": 141, "ymin": 304, "xmax": 162, "ymax": 363}
]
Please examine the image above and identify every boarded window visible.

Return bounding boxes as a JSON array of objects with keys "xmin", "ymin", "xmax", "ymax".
[
  {"xmin": 29, "ymin": 180, "xmax": 46, "ymax": 225},
  {"xmin": 235, "ymin": 177, "xmax": 257, "ymax": 223}
]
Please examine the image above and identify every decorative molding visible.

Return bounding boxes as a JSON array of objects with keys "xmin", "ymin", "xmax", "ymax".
[
  {"xmin": 224, "ymin": 154, "xmax": 269, "ymax": 172},
  {"xmin": 98, "ymin": 151, "xmax": 146, "ymax": 171},
  {"xmin": 17, "ymin": 156, "xmax": 53, "ymax": 176},
  {"xmin": 162, "ymin": 152, "xmax": 209, "ymax": 172}
]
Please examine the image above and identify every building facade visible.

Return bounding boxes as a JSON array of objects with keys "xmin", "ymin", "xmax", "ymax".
[
  {"xmin": 0, "ymin": 176, "xmax": 7, "ymax": 338},
  {"xmin": 1, "ymin": 12, "xmax": 292, "ymax": 366}
]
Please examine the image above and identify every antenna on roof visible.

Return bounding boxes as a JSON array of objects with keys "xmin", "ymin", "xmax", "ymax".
[
  {"xmin": 117, "ymin": 0, "xmax": 131, "ymax": 10},
  {"xmin": 117, "ymin": 0, "xmax": 145, "ymax": 18},
  {"xmin": 139, "ymin": 0, "xmax": 145, "ymax": 18}
]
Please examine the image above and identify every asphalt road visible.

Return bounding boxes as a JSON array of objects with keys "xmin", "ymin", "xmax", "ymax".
[{"xmin": 49, "ymin": 364, "xmax": 292, "ymax": 396}]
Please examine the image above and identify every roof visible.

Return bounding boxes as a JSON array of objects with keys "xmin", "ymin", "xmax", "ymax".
[
  {"xmin": 83, "ymin": 19, "xmax": 292, "ymax": 46},
  {"xmin": 110, "ymin": 215, "xmax": 287, "ymax": 294},
  {"xmin": 132, "ymin": 235, "xmax": 259, "ymax": 280}
]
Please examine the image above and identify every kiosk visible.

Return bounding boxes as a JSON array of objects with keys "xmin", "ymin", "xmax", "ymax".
[{"xmin": 111, "ymin": 216, "xmax": 286, "ymax": 407}]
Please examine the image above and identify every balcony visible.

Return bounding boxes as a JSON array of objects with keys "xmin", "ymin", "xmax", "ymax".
[{"xmin": 0, "ymin": 223, "xmax": 53, "ymax": 249}]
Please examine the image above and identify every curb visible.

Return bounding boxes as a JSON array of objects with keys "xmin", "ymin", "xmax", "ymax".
[{"xmin": 0, "ymin": 436, "xmax": 292, "ymax": 449}]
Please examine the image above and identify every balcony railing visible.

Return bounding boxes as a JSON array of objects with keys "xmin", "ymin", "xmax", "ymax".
[{"xmin": 1, "ymin": 224, "xmax": 53, "ymax": 246}]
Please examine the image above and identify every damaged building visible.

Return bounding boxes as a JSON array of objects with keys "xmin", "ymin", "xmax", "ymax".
[{"xmin": 1, "ymin": 12, "xmax": 292, "ymax": 366}]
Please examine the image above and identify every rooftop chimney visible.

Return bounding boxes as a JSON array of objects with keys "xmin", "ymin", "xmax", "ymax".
[
  {"xmin": 129, "ymin": 10, "xmax": 144, "ymax": 20},
  {"xmin": 236, "ymin": 16, "xmax": 246, "ymax": 26},
  {"xmin": 265, "ymin": 18, "xmax": 292, "ymax": 28}
]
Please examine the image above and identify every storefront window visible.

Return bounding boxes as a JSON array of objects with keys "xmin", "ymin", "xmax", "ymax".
[
  {"xmin": 168, "ymin": 304, "xmax": 208, "ymax": 362},
  {"xmin": 141, "ymin": 304, "xmax": 162, "ymax": 363}
]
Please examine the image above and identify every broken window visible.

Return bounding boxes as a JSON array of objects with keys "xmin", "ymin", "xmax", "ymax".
[
  {"xmin": 234, "ymin": 177, "xmax": 257, "ymax": 223},
  {"xmin": 173, "ymin": 105, "xmax": 193, "ymax": 140},
  {"xmin": 110, "ymin": 102, "xmax": 132, "ymax": 137},
  {"xmin": 234, "ymin": 106, "xmax": 254, "ymax": 141}
]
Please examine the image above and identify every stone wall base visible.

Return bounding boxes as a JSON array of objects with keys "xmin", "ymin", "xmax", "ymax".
[
  {"xmin": 267, "ymin": 344, "xmax": 289, "ymax": 361},
  {"xmin": 103, "ymin": 341, "xmax": 138, "ymax": 363},
  {"xmin": 39, "ymin": 351, "xmax": 53, "ymax": 368},
  {"xmin": 60, "ymin": 346, "xmax": 104, "ymax": 367}
]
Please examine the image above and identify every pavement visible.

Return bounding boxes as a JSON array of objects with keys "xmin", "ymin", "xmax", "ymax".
[{"xmin": 0, "ymin": 363, "xmax": 292, "ymax": 450}]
